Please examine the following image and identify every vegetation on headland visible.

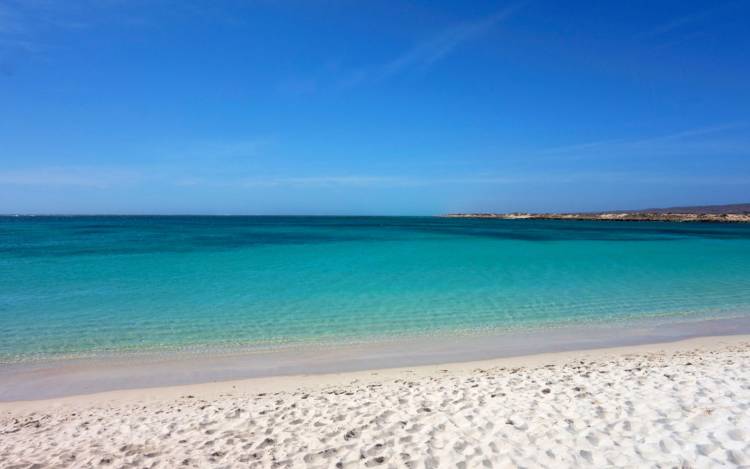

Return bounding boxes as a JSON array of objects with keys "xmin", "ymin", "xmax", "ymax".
[{"xmin": 445, "ymin": 203, "xmax": 750, "ymax": 223}]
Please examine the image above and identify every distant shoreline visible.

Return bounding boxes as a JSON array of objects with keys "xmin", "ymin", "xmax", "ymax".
[
  {"xmin": 2, "ymin": 202, "xmax": 749, "ymax": 219},
  {"xmin": 444, "ymin": 212, "xmax": 750, "ymax": 223},
  {"xmin": 445, "ymin": 202, "xmax": 750, "ymax": 222}
]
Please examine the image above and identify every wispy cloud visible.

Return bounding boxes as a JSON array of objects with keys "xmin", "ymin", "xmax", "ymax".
[
  {"xmin": 0, "ymin": 1, "xmax": 174, "ymax": 56},
  {"xmin": 542, "ymin": 122, "xmax": 750, "ymax": 159},
  {"xmin": 173, "ymin": 171, "xmax": 750, "ymax": 189},
  {"xmin": 0, "ymin": 167, "xmax": 142, "ymax": 188},
  {"xmin": 149, "ymin": 137, "xmax": 273, "ymax": 162},
  {"xmin": 641, "ymin": 9, "xmax": 714, "ymax": 38},
  {"xmin": 343, "ymin": 4, "xmax": 523, "ymax": 86},
  {"xmin": 0, "ymin": 3, "xmax": 21, "ymax": 35},
  {"xmin": 0, "ymin": 1, "xmax": 76, "ymax": 58},
  {"xmin": 4, "ymin": 166, "xmax": 749, "ymax": 191},
  {"xmin": 241, "ymin": 176, "xmax": 409, "ymax": 188},
  {"xmin": 638, "ymin": 1, "xmax": 743, "ymax": 39},
  {"xmin": 176, "ymin": 175, "xmax": 416, "ymax": 188},
  {"xmin": 175, "ymin": 173, "xmax": 570, "ymax": 189}
]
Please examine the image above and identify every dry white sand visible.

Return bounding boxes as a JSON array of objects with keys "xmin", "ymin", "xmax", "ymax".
[{"xmin": 2, "ymin": 335, "xmax": 750, "ymax": 468}]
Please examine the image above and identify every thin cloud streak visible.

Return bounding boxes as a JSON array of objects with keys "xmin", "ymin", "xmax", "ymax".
[
  {"xmin": 638, "ymin": 1, "xmax": 743, "ymax": 39},
  {"xmin": 0, "ymin": 1, "xmax": 209, "ymax": 55},
  {"xmin": 4, "ymin": 167, "xmax": 750, "ymax": 190},
  {"xmin": 379, "ymin": 5, "xmax": 519, "ymax": 78},
  {"xmin": 0, "ymin": 4, "xmax": 20, "ymax": 35},
  {"xmin": 175, "ymin": 172, "xmax": 750, "ymax": 189},
  {"xmin": 178, "ymin": 174, "xmax": 549, "ymax": 189},
  {"xmin": 145, "ymin": 137, "xmax": 273, "ymax": 163},
  {"xmin": 0, "ymin": 167, "xmax": 142, "ymax": 188},
  {"xmin": 542, "ymin": 122, "xmax": 750, "ymax": 158},
  {"xmin": 344, "ymin": 3, "xmax": 523, "ymax": 86}
]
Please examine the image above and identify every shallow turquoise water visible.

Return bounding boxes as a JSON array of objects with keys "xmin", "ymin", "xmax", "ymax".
[{"xmin": 1, "ymin": 216, "xmax": 750, "ymax": 362}]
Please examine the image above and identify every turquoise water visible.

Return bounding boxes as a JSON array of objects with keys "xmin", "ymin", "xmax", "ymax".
[{"xmin": 1, "ymin": 216, "xmax": 750, "ymax": 363}]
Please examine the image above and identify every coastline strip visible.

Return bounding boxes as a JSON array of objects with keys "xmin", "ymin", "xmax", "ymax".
[{"xmin": 2, "ymin": 315, "xmax": 749, "ymax": 402}]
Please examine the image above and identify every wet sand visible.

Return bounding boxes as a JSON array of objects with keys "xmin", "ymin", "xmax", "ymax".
[{"xmin": 2, "ymin": 315, "xmax": 750, "ymax": 401}]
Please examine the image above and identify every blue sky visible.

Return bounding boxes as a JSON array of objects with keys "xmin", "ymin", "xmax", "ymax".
[{"xmin": 1, "ymin": 0, "xmax": 749, "ymax": 214}]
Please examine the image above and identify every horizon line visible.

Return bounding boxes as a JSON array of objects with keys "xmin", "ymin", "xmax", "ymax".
[{"xmin": 2, "ymin": 201, "xmax": 749, "ymax": 218}]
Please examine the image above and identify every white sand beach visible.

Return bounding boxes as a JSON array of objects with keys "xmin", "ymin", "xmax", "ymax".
[{"xmin": 2, "ymin": 335, "xmax": 750, "ymax": 468}]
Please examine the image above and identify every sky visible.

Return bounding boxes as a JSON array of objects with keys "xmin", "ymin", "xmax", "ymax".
[{"xmin": 1, "ymin": 0, "xmax": 749, "ymax": 215}]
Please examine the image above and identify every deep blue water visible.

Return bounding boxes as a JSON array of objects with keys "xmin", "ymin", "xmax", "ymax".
[{"xmin": 1, "ymin": 216, "xmax": 750, "ymax": 362}]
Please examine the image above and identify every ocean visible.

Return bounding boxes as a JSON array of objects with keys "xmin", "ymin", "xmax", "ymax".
[{"xmin": 2, "ymin": 216, "xmax": 750, "ymax": 363}]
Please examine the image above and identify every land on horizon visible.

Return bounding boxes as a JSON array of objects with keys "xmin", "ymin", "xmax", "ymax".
[
  {"xmin": 447, "ymin": 202, "xmax": 750, "ymax": 222},
  {"xmin": 3, "ymin": 202, "xmax": 750, "ymax": 219}
]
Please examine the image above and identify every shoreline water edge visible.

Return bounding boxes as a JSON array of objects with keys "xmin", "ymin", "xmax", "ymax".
[{"xmin": 2, "ymin": 315, "xmax": 750, "ymax": 401}]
